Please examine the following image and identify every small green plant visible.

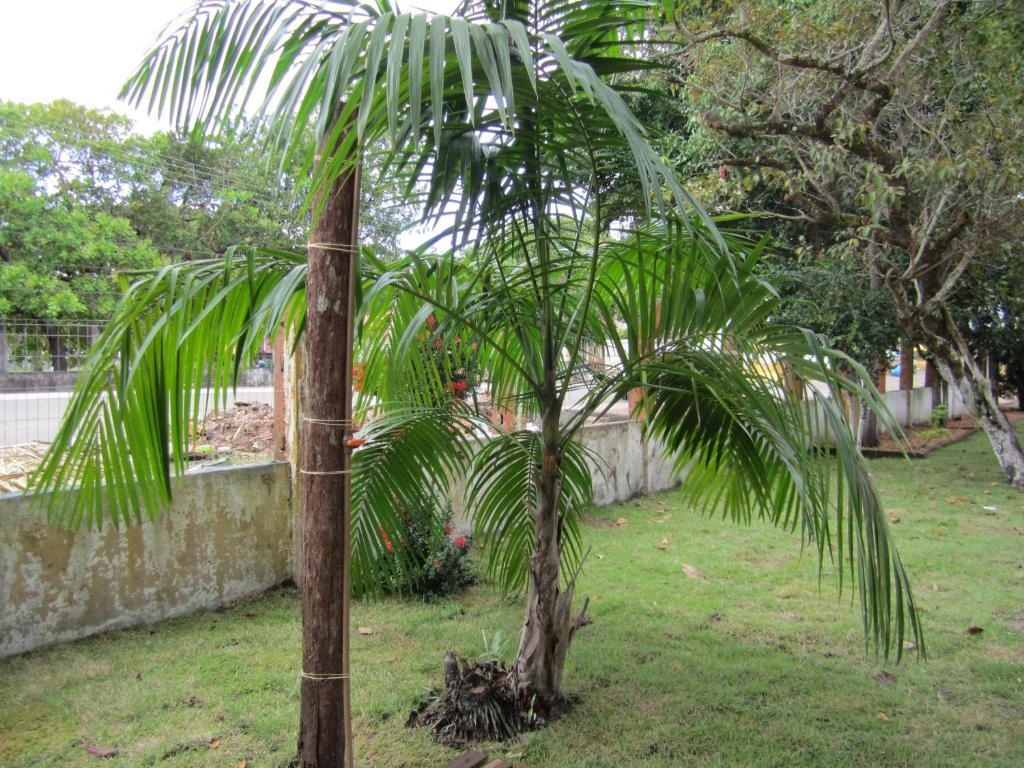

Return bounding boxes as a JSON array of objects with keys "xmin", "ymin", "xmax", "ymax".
[
  {"xmin": 480, "ymin": 630, "xmax": 511, "ymax": 661},
  {"xmin": 931, "ymin": 404, "xmax": 949, "ymax": 428}
]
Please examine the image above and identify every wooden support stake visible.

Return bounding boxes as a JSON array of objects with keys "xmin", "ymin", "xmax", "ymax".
[{"xmin": 296, "ymin": 126, "xmax": 360, "ymax": 767}]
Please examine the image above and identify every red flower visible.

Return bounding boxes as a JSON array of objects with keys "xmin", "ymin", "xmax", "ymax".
[
  {"xmin": 433, "ymin": 559, "xmax": 442, "ymax": 568},
  {"xmin": 426, "ymin": 314, "xmax": 437, "ymax": 330},
  {"xmin": 448, "ymin": 380, "xmax": 468, "ymax": 394},
  {"xmin": 453, "ymin": 536, "xmax": 468, "ymax": 549},
  {"xmin": 443, "ymin": 524, "xmax": 454, "ymax": 535},
  {"xmin": 353, "ymin": 362, "xmax": 365, "ymax": 392},
  {"xmin": 379, "ymin": 524, "xmax": 394, "ymax": 554}
]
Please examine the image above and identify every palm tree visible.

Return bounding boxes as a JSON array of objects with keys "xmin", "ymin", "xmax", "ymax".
[
  {"xmin": 357, "ymin": 221, "xmax": 923, "ymax": 703},
  {"xmin": 31, "ymin": 0, "xmax": 922, "ymax": 762}
]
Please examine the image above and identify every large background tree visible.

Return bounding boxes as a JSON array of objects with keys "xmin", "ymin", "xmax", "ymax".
[{"xmin": 659, "ymin": 0, "xmax": 1024, "ymax": 485}]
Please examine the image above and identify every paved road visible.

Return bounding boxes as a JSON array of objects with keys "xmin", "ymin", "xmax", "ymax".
[{"xmin": 0, "ymin": 386, "xmax": 275, "ymax": 446}]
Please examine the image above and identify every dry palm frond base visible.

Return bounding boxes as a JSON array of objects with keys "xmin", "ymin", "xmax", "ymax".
[
  {"xmin": 0, "ymin": 442, "xmax": 49, "ymax": 493},
  {"xmin": 406, "ymin": 652, "xmax": 573, "ymax": 747}
]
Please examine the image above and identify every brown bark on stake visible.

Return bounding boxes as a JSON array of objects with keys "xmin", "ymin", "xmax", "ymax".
[{"xmin": 297, "ymin": 131, "xmax": 360, "ymax": 767}]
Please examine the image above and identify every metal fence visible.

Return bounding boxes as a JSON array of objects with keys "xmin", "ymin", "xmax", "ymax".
[{"xmin": 0, "ymin": 319, "xmax": 278, "ymax": 451}]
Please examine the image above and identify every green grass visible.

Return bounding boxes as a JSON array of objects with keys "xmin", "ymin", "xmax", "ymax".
[{"xmin": 3, "ymin": 428, "xmax": 1024, "ymax": 767}]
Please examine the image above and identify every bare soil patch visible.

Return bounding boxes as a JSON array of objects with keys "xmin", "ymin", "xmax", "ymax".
[{"xmin": 863, "ymin": 409, "xmax": 1024, "ymax": 458}]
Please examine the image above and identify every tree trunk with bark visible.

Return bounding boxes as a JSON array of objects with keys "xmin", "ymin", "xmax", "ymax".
[
  {"xmin": 513, "ymin": 399, "xmax": 589, "ymax": 705},
  {"xmin": 910, "ymin": 306, "xmax": 1024, "ymax": 489},
  {"xmin": 859, "ymin": 400, "xmax": 880, "ymax": 447},
  {"xmin": 0, "ymin": 320, "xmax": 8, "ymax": 375},
  {"xmin": 297, "ymin": 143, "xmax": 360, "ymax": 766},
  {"xmin": 45, "ymin": 322, "xmax": 68, "ymax": 372}
]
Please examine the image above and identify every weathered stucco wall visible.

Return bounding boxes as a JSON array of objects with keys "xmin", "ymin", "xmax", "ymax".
[
  {"xmin": 577, "ymin": 419, "xmax": 680, "ymax": 505},
  {"xmin": 448, "ymin": 419, "xmax": 682, "ymax": 525},
  {"xmin": 0, "ymin": 462, "xmax": 292, "ymax": 659}
]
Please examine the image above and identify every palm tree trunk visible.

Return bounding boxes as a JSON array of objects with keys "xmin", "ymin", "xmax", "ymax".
[
  {"xmin": 514, "ymin": 400, "xmax": 589, "ymax": 704},
  {"xmin": 297, "ymin": 142, "xmax": 360, "ymax": 766}
]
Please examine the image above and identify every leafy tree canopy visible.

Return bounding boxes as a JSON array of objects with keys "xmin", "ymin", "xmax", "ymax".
[{"xmin": 0, "ymin": 102, "xmax": 160, "ymax": 324}]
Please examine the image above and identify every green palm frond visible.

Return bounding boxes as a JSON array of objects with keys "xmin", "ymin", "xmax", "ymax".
[
  {"xmin": 465, "ymin": 430, "xmax": 597, "ymax": 594},
  {"xmin": 642, "ymin": 334, "xmax": 922, "ymax": 658},
  {"xmin": 30, "ymin": 248, "xmax": 305, "ymax": 529},
  {"xmin": 119, "ymin": 0, "xmax": 715, "ymax": 237},
  {"xmin": 27, "ymin": 246, "xmax": 493, "ymax": 594}
]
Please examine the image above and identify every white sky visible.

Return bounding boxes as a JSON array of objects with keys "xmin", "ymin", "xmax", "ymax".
[{"xmin": 0, "ymin": 0, "xmax": 460, "ymax": 133}]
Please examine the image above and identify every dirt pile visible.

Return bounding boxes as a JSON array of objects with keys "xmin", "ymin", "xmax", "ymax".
[{"xmin": 194, "ymin": 402, "xmax": 276, "ymax": 457}]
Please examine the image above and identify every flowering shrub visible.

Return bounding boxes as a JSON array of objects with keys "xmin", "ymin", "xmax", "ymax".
[{"xmin": 378, "ymin": 494, "xmax": 476, "ymax": 600}]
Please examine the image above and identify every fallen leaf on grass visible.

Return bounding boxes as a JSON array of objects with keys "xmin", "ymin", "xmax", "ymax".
[
  {"xmin": 614, "ymin": 517, "xmax": 628, "ymax": 527},
  {"xmin": 966, "ymin": 626, "xmax": 984, "ymax": 635},
  {"xmin": 83, "ymin": 743, "xmax": 119, "ymax": 759},
  {"xmin": 877, "ymin": 712, "xmax": 889, "ymax": 722},
  {"xmin": 209, "ymin": 738, "xmax": 221, "ymax": 749},
  {"xmin": 903, "ymin": 640, "xmax": 917, "ymax": 651},
  {"xmin": 654, "ymin": 514, "xmax": 672, "ymax": 524},
  {"xmin": 681, "ymin": 564, "xmax": 703, "ymax": 579},
  {"xmin": 358, "ymin": 627, "xmax": 374, "ymax": 636},
  {"xmin": 889, "ymin": 514, "xmax": 901, "ymax": 524},
  {"xmin": 655, "ymin": 537, "xmax": 670, "ymax": 551},
  {"xmin": 237, "ymin": 761, "xmax": 248, "ymax": 768}
]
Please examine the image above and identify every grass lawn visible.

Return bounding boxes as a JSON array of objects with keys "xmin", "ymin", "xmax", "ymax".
[{"xmin": 2, "ymin": 427, "xmax": 1023, "ymax": 767}]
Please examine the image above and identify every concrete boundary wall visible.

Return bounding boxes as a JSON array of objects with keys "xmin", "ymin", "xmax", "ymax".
[
  {"xmin": 0, "ymin": 382, "xmax": 967, "ymax": 659},
  {"xmin": 577, "ymin": 419, "xmax": 681, "ymax": 506},
  {"xmin": 1, "ymin": 385, "xmax": 964, "ymax": 659},
  {"xmin": 880, "ymin": 386, "xmax": 969, "ymax": 431},
  {"xmin": 2, "ymin": 422, "xmax": 680, "ymax": 658},
  {"xmin": 0, "ymin": 462, "xmax": 292, "ymax": 658}
]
